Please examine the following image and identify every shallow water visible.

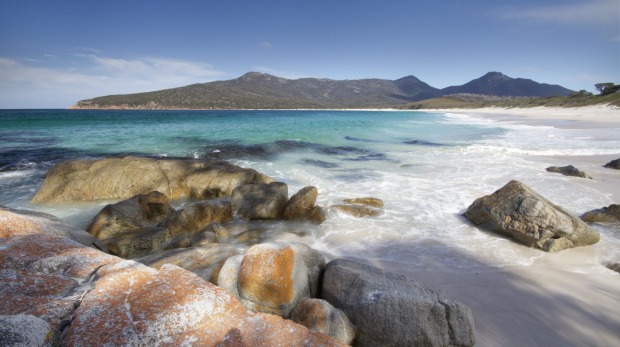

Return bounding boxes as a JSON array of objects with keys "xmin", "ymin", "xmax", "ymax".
[{"xmin": 1, "ymin": 109, "xmax": 619, "ymax": 273}]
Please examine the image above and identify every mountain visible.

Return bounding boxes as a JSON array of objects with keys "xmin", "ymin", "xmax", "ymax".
[
  {"xmin": 441, "ymin": 72, "xmax": 572, "ymax": 97},
  {"xmin": 71, "ymin": 72, "xmax": 573, "ymax": 109}
]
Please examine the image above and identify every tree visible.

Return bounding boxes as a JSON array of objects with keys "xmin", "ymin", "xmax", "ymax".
[{"xmin": 595, "ymin": 83, "xmax": 620, "ymax": 96}]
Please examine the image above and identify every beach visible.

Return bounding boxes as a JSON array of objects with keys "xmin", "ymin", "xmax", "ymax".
[
  {"xmin": 1, "ymin": 107, "xmax": 619, "ymax": 346},
  {"xmin": 376, "ymin": 106, "xmax": 620, "ymax": 346}
]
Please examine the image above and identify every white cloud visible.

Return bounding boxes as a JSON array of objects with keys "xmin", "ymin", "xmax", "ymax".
[
  {"xmin": 0, "ymin": 55, "xmax": 226, "ymax": 108},
  {"xmin": 501, "ymin": 0, "xmax": 618, "ymax": 26},
  {"xmin": 259, "ymin": 41, "xmax": 272, "ymax": 48}
]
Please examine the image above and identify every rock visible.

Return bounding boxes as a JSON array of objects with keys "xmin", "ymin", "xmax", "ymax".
[
  {"xmin": 101, "ymin": 227, "xmax": 172, "ymax": 259},
  {"xmin": 0, "ymin": 314, "xmax": 52, "ymax": 347},
  {"xmin": 31, "ymin": 156, "xmax": 273, "ymax": 204},
  {"xmin": 605, "ymin": 262, "xmax": 620, "ymax": 274},
  {"xmin": 603, "ymin": 158, "xmax": 620, "ymax": 170},
  {"xmin": 465, "ymin": 180, "xmax": 600, "ymax": 252},
  {"xmin": 291, "ymin": 298, "xmax": 356, "ymax": 345},
  {"xmin": 1, "ymin": 229, "xmax": 345, "ymax": 346},
  {"xmin": 189, "ymin": 230, "xmax": 218, "ymax": 246},
  {"xmin": 222, "ymin": 242, "xmax": 326, "ymax": 317},
  {"xmin": 283, "ymin": 186, "xmax": 322, "ymax": 222},
  {"xmin": 581, "ymin": 204, "xmax": 620, "ymax": 223},
  {"xmin": 164, "ymin": 200, "xmax": 233, "ymax": 236},
  {"xmin": 86, "ymin": 191, "xmax": 174, "ymax": 240},
  {"xmin": 332, "ymin": 204, "xmax": 383, "ymax": 217},
  {"xmin": 217, "ymin": 255, "xmax": 244, "ymax": 292},
  {"xmin": 64, "ymin": 262, "xmax": 344, "ymax": 346},
  {"xmin": 0, "ymin": 234, "xmax": 122, "ymax": 340},
  {"xmin": 0, "ymin": 205, "xmax": 103, "ymax": 249},
  {"xmin": 322, "ymin": 259, "xmax": 475, "ymax": 347},
  {"xmin": 343, "ymin": 197, "xmax": 384, "ymax": 207},
  {"xmin": 231, "ymin": 182, "xmax": 289, "ymax": 220},
  {"xmin": 546, "ymin": 165, "xmax": 591, "ymax": 179},
  {"xmin": 137, "ymin": 244, "xmax": 239, "ymax": 283}
]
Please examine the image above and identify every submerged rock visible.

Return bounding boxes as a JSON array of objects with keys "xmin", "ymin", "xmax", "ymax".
[
  {"xmin": 343, "ymin": 197, "xmax": 384, "ymax": 207},
  {"xmin": 465, "ymin": 180, "xmax": 600, "ymax": 252},
  {"xmin": 332, "ymin": 204, "xmax": 383, "ymax": 218},
  {"xmin": 31, "ymin": 156, "xmax": 273, "ymax": 204},
  {"xmin": 581, "ymin": 204, "xmax": 620, "ymax": 223},
  {"xmin": 546, "ymin": 165, "xmax": 591, "ymax": 179},
  {"xmin": 321, "ymin": 259, "xmax": 475, "ymax": 347},
  {"xmin": 603, "ymin": 158, "xmax": 620, "ymax": 170}
]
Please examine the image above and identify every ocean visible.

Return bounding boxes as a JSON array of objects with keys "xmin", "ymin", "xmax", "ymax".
[{"xmin": 1, "ymin": 109, "xmax": 619, "ymax": 272}]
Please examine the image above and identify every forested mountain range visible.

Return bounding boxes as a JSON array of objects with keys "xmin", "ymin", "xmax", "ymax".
[{"xmin": 71, "ymin": 71, "xmax": 573, "ymax": 109}]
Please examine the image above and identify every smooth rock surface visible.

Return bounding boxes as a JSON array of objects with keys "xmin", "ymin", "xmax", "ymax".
[
  {"xmin": 546, "ymin": 165, "xmax": 591, "ymax": 179},
  {"xmin": 322, "ymin": 259, "xmax": 475, "ymax": 347},
  {"xmin": 465, "ymin": 180, "xmax": 600, "ymax": 252},
  {"xmin": 231, "ymin": 182, "xmax": 289, "ymax": 220},
  {"xmin": 581, "ymin": 204, "xmax": 620, "ymax": 223},
  {"xmin": 0, "ymin": 205, "xmax": 102, "ymax": 248},
  {"xmin": 291, "ymin": 298, "xmax": 356, "ymax": 345},
  {"xmin": 32, "ymin": 156, "xmax": 273, "ymax": 204},
  {"xmin": 225, "ymin": 242, "xmax": 325, "ymax": 317}
]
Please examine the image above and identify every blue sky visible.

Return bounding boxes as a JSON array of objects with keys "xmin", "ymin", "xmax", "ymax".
[{"xmin": 1, "ymin": 0, "xmax": 618, "ymax": 108}]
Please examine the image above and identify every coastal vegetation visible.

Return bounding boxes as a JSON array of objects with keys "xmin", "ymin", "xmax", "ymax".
[
  {"xmin": 402, "ymin": 90, "xmax": 620, "ymax": 109},
  {"xmin": 70, "ymin": 71, "xmax": 576, "ymax": 110}
]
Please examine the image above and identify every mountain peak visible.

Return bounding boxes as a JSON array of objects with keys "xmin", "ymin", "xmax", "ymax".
[{"xmin": 481, "ymin": 71, "xmax": 510, "ymax": 81}]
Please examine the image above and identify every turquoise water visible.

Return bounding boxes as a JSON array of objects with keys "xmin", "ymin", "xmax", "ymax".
[{"xmin": 1, "ymin": 109, "xmax": 619, "ymax": 271}]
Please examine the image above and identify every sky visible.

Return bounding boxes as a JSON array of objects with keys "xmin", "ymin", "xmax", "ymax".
[{"xmin": 0, "ymin": 0, "xmax": 618, "ymax": 108}]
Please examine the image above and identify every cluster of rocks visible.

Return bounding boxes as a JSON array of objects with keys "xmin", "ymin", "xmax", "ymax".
[
  {"xmin": 0, "ymin": 205, "xmax": 475, "ymax": 346},
  {"xmin": 4, "ymin": 154, "xmax": 618, "ymax": 345},
  {"xmin": 544, "ymin": 157, "xmax": 620, "ymax": 179},
  {"xmin": 2, "ymin": 157, "xmax": 478, "ymax": 346}
]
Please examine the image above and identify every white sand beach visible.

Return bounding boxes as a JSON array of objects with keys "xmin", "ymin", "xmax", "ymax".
[{"xmin": 372, "ymin": 106, "xmax": 620, "ymax": 346}]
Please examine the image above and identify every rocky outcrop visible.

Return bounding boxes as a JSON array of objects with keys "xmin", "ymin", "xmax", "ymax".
[
  {"xmin": 546, "ymin": 165, "xmax": 591, "ymax": 179},
  {"xmin": 231, "ymin": 182, "xmax": 289, "ymax": 220},
  {"xmin": 581, "ymin": 204, "xmax": 620, "ymax": 223},
  {"xmin": 0, "ymin": 205, "xmax": 103, "ymax": 249},
  {"xmin": 86, "ymin": 194, "xmax": 233, "ymax": 259},
  {"xmin": 603, "ymin": 158, "xmax": 620, "ymax": 170},
  {"xmin": 322, "ymin": 259, "xmax": 475, "ymax": 347},
  {"xmin": 0, "ymin": 232, "xmax": 345, "ymax": 346},
  {"xmin": 291, "ymin": 298, "xmax": 356, "ymax": 345},
  {"xmin": 465, "ymin": 180, "xmax": 600, "ymax": 252},
  {"xmin": 218, "ymin": 242, "xmax": 326, "ymax": 318},
  {"xmin": 86, "ymin": 191, "xmax": 174, "ymax": 240},
  {"xmin": 31, "ymin": 156, "xmax": 273, "ymax": 204}
]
